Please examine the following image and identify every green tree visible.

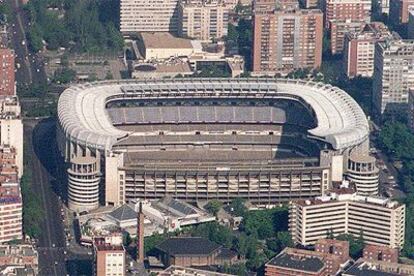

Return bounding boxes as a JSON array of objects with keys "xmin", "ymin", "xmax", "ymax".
[
  {"xmin": 337, "ymin": 233, "xmax": 364, "ymax": 259},
  {"xmin": 205, "ymin": 200, "xmax": 223, "ymax": 216},
  {"xmin": 229, "ymin": 198, "xmax": 247, "ymax": 216}
]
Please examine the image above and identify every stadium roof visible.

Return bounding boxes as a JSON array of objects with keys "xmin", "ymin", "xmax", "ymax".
[{"xmin": 57, "ymin": 78, "xmax": 369, "ymax": 151}]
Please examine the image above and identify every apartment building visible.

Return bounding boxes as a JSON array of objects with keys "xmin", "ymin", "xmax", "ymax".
[
  {"xmin": 372, "ymin": 39, "xmax": 414, "ymax": 116},
  {"xmin": 177, "ymin": 0, "xmax": 230, "ymax": 41},
  {"xmin": 0, "ymin": 48, "xmax": 15, "ymax": 97},
  {"xmin": 300, "ymin": 0, "xmax": 319, "ymax": 9},
  {"xmin": 325, "ymin": 0, "xmax": 371, "ymax": 29},
  {"xmin": 325, "ymin": 0, "xmax": 371, "ymax": 54},
  {"xmin": 0, "ymin": 244, "xmax": 38, "ymax": 273},
  {"xmin": 390, "ymin": 0, "xmax": 414, "ymax": 25},
  {"xmin": 95, "ymin": 243, "xmax": 126, "ymax": 276},
  {"xmin": 252, "ymin": 7, "xmax": 323, "ymax": 74},
  {"xmin": 0, "ymin": 96, "xmax": 23, "ymax": 178},
  {"xmin": 289, "ymin": 192, "xmax": 406, "ymax": 249},
  {"xmin": 343, "ymin": 23, "xmax": 393, "ymax": 78},
  {"xmin": 0, "ymin": 146, "xmax": 22, "ymax": 243},
  {"xmin": 120, "ymin": 0, "xmax": 179, "ymax": 34}
]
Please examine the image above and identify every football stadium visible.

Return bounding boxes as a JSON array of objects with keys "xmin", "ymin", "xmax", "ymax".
[{"xmin": 57, "ymin": 78, "xmax": 377, "ymax": 212}]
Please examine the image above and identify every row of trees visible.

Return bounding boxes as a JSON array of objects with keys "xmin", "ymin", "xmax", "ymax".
[
  {"xmin": 378, "ymin": 121, "xmax": 414, "ymax": 258},
  {"xmin": 25, "ymin": 0, "xmax": 123, "ymax": 53},
  {"xmin": 20, "ymin": 170, "xmax": 44, "ymax": 239}
]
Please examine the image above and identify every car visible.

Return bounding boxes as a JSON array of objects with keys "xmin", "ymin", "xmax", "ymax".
[{"xmin": 388, "ymin": 175, "xmax": 395, "ymax": 180}]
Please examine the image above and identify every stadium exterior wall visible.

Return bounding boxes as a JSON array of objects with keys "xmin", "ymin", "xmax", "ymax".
[{"xmin": 56, "ymin": 79, "xmax": 375, "ymax": 212}]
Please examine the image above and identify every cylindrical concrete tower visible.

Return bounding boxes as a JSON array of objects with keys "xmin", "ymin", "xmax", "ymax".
[
  {"xmin": 67, "ymin": 156, "xmax": 100, "ymax": 212},
  {"xmin": 346, "ymin": 152, "xmax": 379, "ymax": 196}
]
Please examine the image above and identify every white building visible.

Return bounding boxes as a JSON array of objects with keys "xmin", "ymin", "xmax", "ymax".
[
  {"xmin": 289, "ymin": 191, "xmax": 406, "ymax": 248},
  {"xmin": 0, "ymin": 96, "xmax": 23, "ymax": 178},
  {"xmin": 373, "ymin": 39, "xmax": 414, "ymax": 116},
  {"xmin": 120, "ymin": 0, "xmax": 179, "ymax": 35},
  {"xmin": 178, "ymin": 0, "xmax": 230, "ymax": 42}
]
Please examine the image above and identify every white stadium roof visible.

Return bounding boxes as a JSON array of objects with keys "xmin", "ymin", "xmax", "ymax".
[{"xmin": 57, "ymin": 78, "xmax": 369, "ymax": 151}]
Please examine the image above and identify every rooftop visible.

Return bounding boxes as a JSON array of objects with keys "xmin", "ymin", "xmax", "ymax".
[
  {"xmin": 108, "ymin": 204, "xmax": 137, "ymax": 222},
  {"xmin": 296, "ymin": 191, "xmax": 402, "ymax": 209},
  {"xmin": 156, "ymin": 237, "xmax": 221, "ymax": 256},
  {"xmin": 343, "ymin": 261, "xmax": 401, "ymax": 276},
  {"xmin": 159, "ymin": 265, "xmax": 235, "ymax": 276},
  {"xmin": 57, "ymin": 79, "xmax": 369, "ymax": 151},
  {"xmin": 267, "ymin": 248, "xmax": 325, "ymax": 273},
  {"xmin": 140, "ymin": 33, "xmax": 193, "ymax": 49}
]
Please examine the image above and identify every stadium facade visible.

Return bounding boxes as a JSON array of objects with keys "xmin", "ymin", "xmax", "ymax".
[{"xmin": 57, "ymin": 78, "xmax": 376, "ymax": 212}]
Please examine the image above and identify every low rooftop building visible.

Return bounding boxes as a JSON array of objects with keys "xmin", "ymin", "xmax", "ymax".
[
  {"xmin": 155, "ymin": 237, "xmax": 237, "ymax": 268},
  {"xmin": 363, "ymin": 245, "xmax": 399, "ymax": 263},
  {"xmin": 343, "ymin": 259, "xmax": 414, "ymax": 275},
  {"xmin": 159, "ymin": 266, "xmax": 236, "ymax": 276},
  {"xmin": 0, "ymin": 244, "xmax": 38, "ymax": 275},
  {"xmin": 265, "ymin": 245, "xmax": 349, "ymax": 276}
]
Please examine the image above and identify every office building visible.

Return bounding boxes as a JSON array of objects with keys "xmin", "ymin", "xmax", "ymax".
[
  {"xmin": 252, "ymin": 8, "xmax": 323, "ymax": 74},
  {"xmin": 373, "ymin": 39, "xmax": 414, "ymax": 116},
  {"xmin": 119, "ymin": 0, "xmax": 179, "ymax": 35},
  {"xmin": 177, "ymin": 0, "xmax": 230, "ymax": 41},
  {"xmin": 289, "ymin": 192, "xmax": 406, "ymax": 248},
  {"xmin": 94, "ymin": 243, "xmax": 126, "ymax": 276},
  {"xmin": 390, "ymin": 0, "xmax": 414, "ymax": 25},
  {"xmin": 0, "ymin": 48, "xmax": 15, "ymax": 97},
  {"xmin": 344, "ymin": 22, "xmax": 393, "ymax": 78}
]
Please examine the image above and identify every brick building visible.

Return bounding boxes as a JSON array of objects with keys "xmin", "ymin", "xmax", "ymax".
[
  {"xmin": 155, "ymin": 237, "xmax": 237, "ymax": 268},
  {"xmin": 363, "ymin": 245, "xmax": 399, "ymax": 263},
  {"xmin": 252, "ymin": 5, "xmax": 323, "ymax": 75},
  {"xmin": 265, "ymin": 244, "xmax": 350, "ymax": 276},
  {"xmin": 94, "ymin": 243, "xmax": 125, "ymax": 276},
  {"xmin": 325, "ymin": 0, "xmax": 371, "ymax": 54},
  {"xmin": 315, "ymin": 239, "xmax": 350, "ymax": 264},
  {"xmin": 343, "ymin": 22, "xmax": 393, "ymax": 78},
  {"xmin": 0, "ymin": 48, "xmax": 15, "ymax": 96}
]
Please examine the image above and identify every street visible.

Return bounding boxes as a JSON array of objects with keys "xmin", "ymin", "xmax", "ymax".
[
  {"xmin": 25, "ymin": 119, "xmax": 67, "ymax": 275},
  {"xmin": 26, "ymin": 119, "xmax": 93, "ymax": 276},
  {"xmin": 8, "ymin": 0, "xmax": 46, "ymax": 87}
]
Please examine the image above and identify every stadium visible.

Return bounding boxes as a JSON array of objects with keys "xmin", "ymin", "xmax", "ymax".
[{"xmin": 57, "ymin": 78, "xmax": 376, "ymax": 212}]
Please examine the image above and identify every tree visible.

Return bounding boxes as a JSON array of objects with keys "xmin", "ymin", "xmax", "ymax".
[
  {"xmin": 266, "ymin": 231, "xmax": 293, "ymax": 254},
  {"xmin": 229, "ymin": 198, "xmax": 247, "ymax": 216},
  {"xmin": 191, "ymin": 222, "xmax": 234, "ymax": 248},
  {"xmin": 337, "ymin": 234, "xmax": 364, "ymax": 259},
  {"xmin": 205, "ymin": 200, "xmax": 222, "ymax": 216},
  {"xmin": 53, "ymin": 67, "xmax": 76, "ymax": 84}
]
